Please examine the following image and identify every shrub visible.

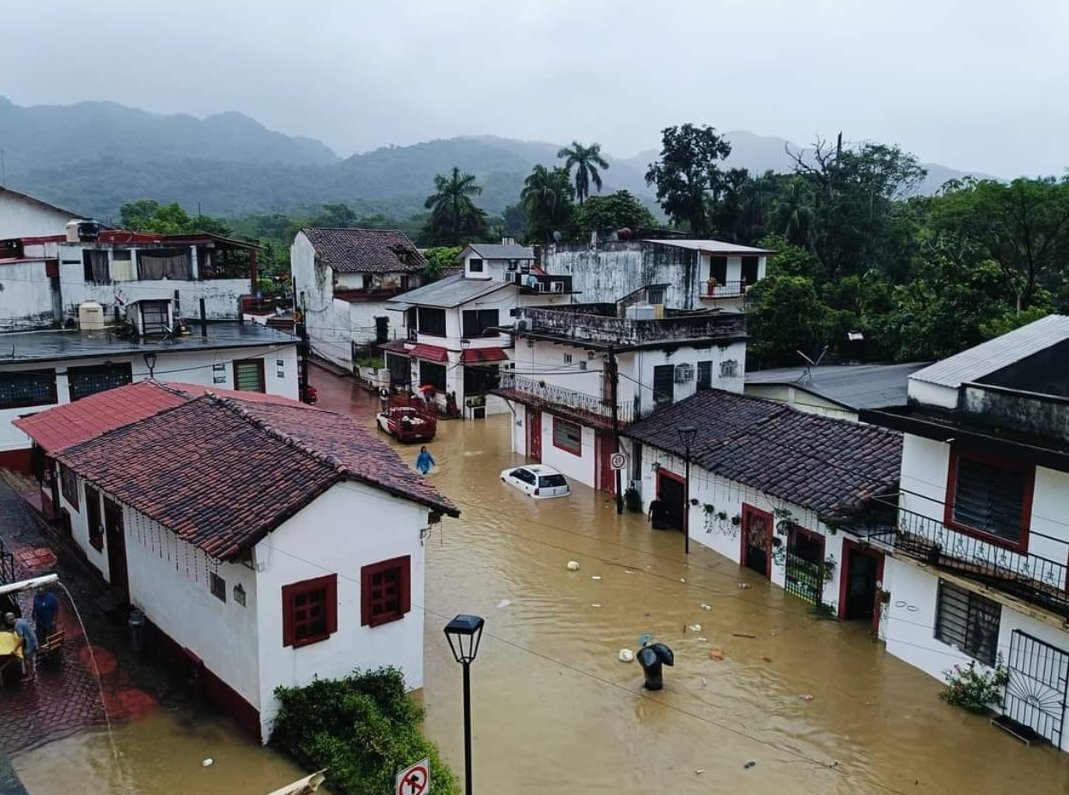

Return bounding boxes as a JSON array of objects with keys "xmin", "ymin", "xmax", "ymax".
[
  {"xmin": 940, "ymin": 659, "xmax": 1009, "ymax": 714},
  {"xmin": 272, "ymin": 668, "xmax": 460, "ymax": 795}
]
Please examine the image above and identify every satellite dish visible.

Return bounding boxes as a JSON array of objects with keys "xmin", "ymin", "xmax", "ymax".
[{"xmin": 552, "ymin": 230, "xmax": 563, "ymax": 243}]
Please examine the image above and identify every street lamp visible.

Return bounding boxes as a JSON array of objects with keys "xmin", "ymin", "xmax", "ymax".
[
  {"xmin": 677, "ymin": 425, "xmax": 697, "ymax": 555},
  {"xmin": 444, "ymin": 614, "xmax": 484, "ymax": 795}
]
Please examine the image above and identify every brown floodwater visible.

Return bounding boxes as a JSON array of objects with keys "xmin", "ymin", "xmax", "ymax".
[{"xmin": 12, "ymin": 370, "xmax": 1069, "ymax": 794}]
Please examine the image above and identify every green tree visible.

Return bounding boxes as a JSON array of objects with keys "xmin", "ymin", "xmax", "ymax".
[
  {"xmin": 420, "ymin": 167, "xmax": 489, "ymax": 246},
  {"xmin": 557, "ymin": 141, "xmax": 609, "ymax": 204},
  {"xmin": 119, "ymin": 198, "xmax": 232, "ymax": 236},
  {"xmin": 575, "ymin": 190, "xmax": 655, "ymax": 232},
  {"xmin": 745, "ymin": 274, "xmax": 829, "ymax": 367},
  {"xmin": 644, "ymin": 124, "xmax": 734, "ymax": 237},
  {"xmin": 422, "ymin": 246, "xmax": 462, "ymax": 282},
  {"xmin": 521, "ymin": 165, "xmax": 575, "ymax": 245}
]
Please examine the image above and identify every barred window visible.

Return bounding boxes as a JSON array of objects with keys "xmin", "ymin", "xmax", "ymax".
[
  {"xmin": 935, "ymin": 581, "xmax": 1001, "ymax": 666},
  {"xmin": 0, "ymin": 370, "xmax": 57, "ymax": 409},
  {"xmin": 59, "ymin": 464, "xmax": 78, "ymax": 509},
  {"xmin": 950, "ymin": 452, "xmax": 1030, "ymax": 546},
  {"xmin": 68, "ymin": 363, "xmax": 133, "ymax": 401}
]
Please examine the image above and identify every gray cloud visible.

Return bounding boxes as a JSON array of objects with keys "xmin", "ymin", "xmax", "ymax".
[{"xmin": 4, "ymin": 0, "xmax": 1067, "ymax": 176}]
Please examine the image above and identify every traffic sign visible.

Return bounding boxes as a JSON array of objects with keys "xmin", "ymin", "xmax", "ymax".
[
  {"xmin": 396, "ymin": 758, "xmax": 430, "ymax": 795},
  {"xmin": 610, "ymin": 452, "xmax": 628, "ymax": 470}
]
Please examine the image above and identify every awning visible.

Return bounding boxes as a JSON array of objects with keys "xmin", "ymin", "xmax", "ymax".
[
  {"xmin": 379, "ymin": 340, "xmax": 450, "ymax": 363},
  {"xmin": 460, "ymin": 347, "xmax": 509, "ymax": 364}
]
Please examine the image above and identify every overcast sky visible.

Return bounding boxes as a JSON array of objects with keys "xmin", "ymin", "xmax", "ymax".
[{"xmin": 5, "ymin": 1, "xmax": 1067, "ymax": 177}]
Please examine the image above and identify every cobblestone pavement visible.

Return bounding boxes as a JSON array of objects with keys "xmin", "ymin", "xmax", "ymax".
[{"xmin": 0, "ymin": 476, "xmax": 159, "ymax": 759}]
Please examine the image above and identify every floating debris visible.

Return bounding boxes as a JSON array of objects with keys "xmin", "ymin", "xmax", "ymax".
[
  {"xmin": 567, "ymin": 560, "xmax": 580, "ymax": 571},
  {"xmin": 618, "ymin": 649, "xmax": 635, "ymax": 663},
  {"xmin": 700, "ymin": 603, "xmax": 712, "ymax": 611},
  {"xmin": 744, "ymin": 761, "xmax": 756, "ymax": 769},
  {"xmin": 591, "ymin": 575, "xmax": 602, "ymax": 581},
  {"xmin": 202, "ymin": 759, "xmax": 214, "ymax": 768},
  {"xmin": 688, "ymin": 624, "xmax": 702, "ymax": 633},
  {"xmin": 708, "ymin": 649, "xmax": 725, "ymax": 661},
  {"xmin": 496, "ymin": 599, "xmax": 512, "ymax": 609},
  {"xmin": 800, "ymin": 694, "xmax": 814, "ymax": 701}
]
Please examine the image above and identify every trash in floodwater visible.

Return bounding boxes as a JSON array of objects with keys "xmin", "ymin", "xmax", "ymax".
[
  {"xmin": 638, "ymin": 633, "xmax": 653, "ymax": 646},
  {"xmin": 732, "ymin": 633, "xmax": 757, "ymax": 639},
  {"xmin": 496, "ymin": 599, "xmax": 512, "ymax": 609},
  {"xmin": 695, "ymin": 769, "xmax": 706, "ymax": 775},
  {"xmin": 744, "ymin": 761, "xmax": 756, "ymax": 769},
  {"xmin": 618, "ymin": 649, "xmax": 635, "ymax": 663},
  {"xmin": 567, "ymin": 560, "xmax": 580, "ymax": 571},
  {"xmin": 591, "ymin": 603, "xmax": 602, "ymax": 608},
  {"xmin": 700, "ymin": 603, "xmax": 712, "ymax": 611},
  {"xmin": 762, "ymin": 655, "xmax": 773, "ymax": 662},
  {"xmin": 738, "ymin": 583, "xmax": 751, "ymax": 589},
  {"xmin": 700, "ymin": 676, "xmax": 708, "ymax": 687},
  {"xmin": 800, "ymin": 694, "xmax": 814, "ymax": 701},
  {"xmin": 202, "ymin": 759, "xmax": 214, "ymax": 768},
  {"xmin": 591, "ymin": 575, "xmax": 602, "ymax": 581},
  {"xmin": 697, "ymin": 636, "xmax": 707, "ymax": 642},
  {"xmin": 688, "ymin": 624, "xmax": 702, "ymax": 632},
  {"xmin": 680, "ymin": 578, "xmax": 686, "ymax": 583},
  {"xmin": 708, "ymin": 649, "xmax": 724, "ymax": 661}
]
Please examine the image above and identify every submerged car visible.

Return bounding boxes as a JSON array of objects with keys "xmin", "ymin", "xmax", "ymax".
[{"xmin": 500, "ymin": 464, "xmax": 571, "ymax": 499}]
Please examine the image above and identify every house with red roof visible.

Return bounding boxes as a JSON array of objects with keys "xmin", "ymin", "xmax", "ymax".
[
  {"xmin": 17, "ymin": 381, "xmax": 459, "ymax": 742},
  {"xmin": 290, "ymin": 228, "xmax": 426, "ymax": 370}
]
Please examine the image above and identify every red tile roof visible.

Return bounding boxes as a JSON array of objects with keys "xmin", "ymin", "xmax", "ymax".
[
  {"xmin": 460, "ymin": 347, "xmax": 509, "ymax": 364},
  {"xmin": 14, "ymin": 380, "xmax": 308, "ymax": 454},
  {"xmin": 301, "ymin": 228, "xmax": 426, "ymax": 274},
  {"xmin": 55, "ymin": 394, "xmax": 458, "ymax": 561},
  {"xmin": 380, "ymin": 341, "xmax": 450, "ymax": 363}
]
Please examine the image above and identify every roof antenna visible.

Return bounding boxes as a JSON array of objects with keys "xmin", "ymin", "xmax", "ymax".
[{"xmin": 795, "ymin": 345, "xmax": 828, "ymax": 384}]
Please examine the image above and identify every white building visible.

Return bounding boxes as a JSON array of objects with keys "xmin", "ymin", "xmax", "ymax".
[
  {"xmin": 858, "ymin": 314, "xmax": 1069, "ymax": 751},
  {"xmin": 545, "ymin": 238, "xmax": 771, "ymax": 309},
  {"xmin": 290, "ymin": 228, "xmax": 426, "ymax": 370},
  {"xmin": 0, "ymin": 186, "xmax": 81, "ymax": 239},
  {"xmin": 382, "ymin": 247, "xmax": 571, "ymax": 417},
  {"xmin": 0, "ymin": 309, "xmax": 298, "ymax": 472},
  {"xmin": 17, "ymin": 383, "xmax": 459, "ymax": 742},
  {"xmin": 497, "ymin": 287, "xmax": 748, "ymax": 494},
  {"xmin": 624, "ymin": 389, "xmax": 901, "ymax": 619},
  {"xmin": 0, "ymin": 228, "xmax": 259, "ymax": 332}
]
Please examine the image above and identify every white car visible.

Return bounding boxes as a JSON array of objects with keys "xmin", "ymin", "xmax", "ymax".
[{"xmin": 500, "ymin": 465, "xmax": 571, "ymax": 499}]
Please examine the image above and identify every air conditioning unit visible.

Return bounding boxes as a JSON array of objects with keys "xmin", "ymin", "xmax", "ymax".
[
  {"xmin": 674, "ymin": 363, "xmax": 695, "ymax": 383},
  {"xmin": 550, "ymin": 281, "xmax": 564, "ymax": 293}
]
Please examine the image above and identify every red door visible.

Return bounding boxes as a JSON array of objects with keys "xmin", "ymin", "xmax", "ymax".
[
  {"xmin": 527, "ymin": 407, "xmax": 542, "ymax": 461},
  {"xmin": 597, "ymin": 431, "xmax": 617, "ymax": 494},
  {"xmin": 740, "ymin": 504, "xmax": 773, "ymax": 579}
]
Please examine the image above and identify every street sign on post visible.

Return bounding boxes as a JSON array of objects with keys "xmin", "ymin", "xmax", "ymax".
[
  {"xmin": 610, "ymin": 452, "xmax": 627, "ymax": 471},
  {"xmin": 396, "ymin": 758, "xmax": 430, "ymax": 795}
]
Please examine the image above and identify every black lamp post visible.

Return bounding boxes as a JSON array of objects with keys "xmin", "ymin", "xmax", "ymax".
[
  {"xmin": 677, "ymin": 425, "xmax": 697, "ymax": 555},
  {"xmin": 143, "ymin": 351, "xmax": 157, "ymax": 379},
  {"xmin": 444, "ymin": 614, "xmax": 484, "ymax": 795}
]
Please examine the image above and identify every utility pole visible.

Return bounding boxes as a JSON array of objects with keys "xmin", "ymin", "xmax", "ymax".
[{"xmin": 608, "ymin": 345, "xmax": 623, "ymax": 514}]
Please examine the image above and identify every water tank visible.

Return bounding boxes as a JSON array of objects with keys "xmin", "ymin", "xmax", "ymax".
[
  {"xmin": 65, "ymin": 220, "xmax": 83, "ymax": 243},
  {"xmin": 625, "ymin": 303, "xmax": 657, "ymax": 321},
  {"xmin": 78, "ymin": 301, "xmax": 105, "ymax": 332}
]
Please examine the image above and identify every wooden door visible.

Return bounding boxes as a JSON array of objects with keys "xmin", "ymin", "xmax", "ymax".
[
  {"xmin": 527, "ymin": 407, "xmax": 542, "ymax": 460},
  {"xmin": 740, "ymin": 504, "xmax": 773, "ymax": 578},
  {"xmin": 597, "ymin": 431, "xmax": 617, "ymax": 494},
  {"xmin": 104, "ymin": 497, "xmax": 129, "ymax": 599}
]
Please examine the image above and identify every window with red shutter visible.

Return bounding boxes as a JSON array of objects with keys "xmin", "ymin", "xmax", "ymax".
[
  {"xmin": 361, "ymin": 556, "xmax": 411, "ymax": 627},
  {"xmin": 281, "ymin": 574, "xmax": 337, "ymax": 647}
]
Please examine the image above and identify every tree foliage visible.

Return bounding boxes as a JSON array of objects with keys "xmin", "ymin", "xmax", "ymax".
[
  {"xmin": 421, "ymin": 166, "xmax": 489, "ymax": 246},
  {"xmin": 521, "ymin": 165, "xmax": 575, "ymax": 245},
  {"xmin": 557, "ymin": 141, "xmax": 609, "ymax": 204},
  {"xmin": 119, "ymin": 199, "xmax": 232, "ymax": 236},
  {"xmin": 574, "ymin": 190, "xmax": 655, "ymax": 233},
  {"xmin": 422, "ymin": 246, "xmax": 461, "ymax": 282},
  {"xmin": 645, "ymin": 124, "xmax": 735, "ymax": 237}
]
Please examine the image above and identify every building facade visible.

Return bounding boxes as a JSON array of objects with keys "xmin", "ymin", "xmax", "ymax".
[{"xmin": 0, "ymin": 187, "xmax": 81, "ymax": 239}]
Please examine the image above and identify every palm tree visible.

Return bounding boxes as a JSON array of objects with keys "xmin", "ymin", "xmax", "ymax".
[
  {"xmin": 422, "ymin": 166, "xmax": 488, "ymax": 246},
  {"xmin": 521, "ymin": 165, "xmax": 575, "ymax": 245},
  {"xmin": 557, "ymin": 141, "xmax": 609, "ymax": 204}
]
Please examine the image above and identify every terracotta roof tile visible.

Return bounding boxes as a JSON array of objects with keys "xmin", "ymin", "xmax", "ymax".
[
  {"xmin": 302, "ymin": 228, "xmax": 426, "ymax": 274},
  {"xmin": 623, "ymin": 390, "xmax": 902, "ymax": 517}
]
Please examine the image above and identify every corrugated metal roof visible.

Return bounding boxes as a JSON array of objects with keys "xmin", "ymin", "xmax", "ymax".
[
  {"xmin": 911, "ymin": 315, "xmax": 1069, "ymax": 387},
  {"xmin": 389, "ymin": 274, "xmax": 512, "ymax": 308},
  {"xmin": 745, "ymin": 363, "xmax": 929, "ymax": 410},
  {"xmin": 644, "ymin": 239, "xmax": 774, "ymax": 255},
  {"xmin": 464, "ymin": 243, "xmax": 534, "ymax": 260}
]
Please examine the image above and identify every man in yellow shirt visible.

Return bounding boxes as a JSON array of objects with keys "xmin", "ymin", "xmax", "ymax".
[{"xmin": 0, "ymin": 617, "xmax": 23, "ymax": 686}]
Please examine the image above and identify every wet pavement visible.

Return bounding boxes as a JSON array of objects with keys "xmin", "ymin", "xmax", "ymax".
[{"xmin": 312, "ymin": 369, "xmax": 1069, "ymax": 795}]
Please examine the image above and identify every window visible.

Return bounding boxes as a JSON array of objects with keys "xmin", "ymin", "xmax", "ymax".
[
  {"xmin": 720, "ymin": 360, "xmax": 739, "ymax": 379},
  {"xmin": 82, "ymin": 250, "xmax": 110, "ymax": 283},
  {"xmin": 0, "ymin": 370, "xmax": 57, "ymax": 409},
  {"xmin": 697, "ymin": 361, "xmax": 712, "ymax": 390},
  {"xmin": 647, "ymin": 287, "xmax": 665, "ymax": 305},
  {"xmin": 579, "ymin": 360, "xmax": 587, "ymax": 371},
  {"xmin": 709, "ymin": 256, "xmax": 728, "ymax": 284},
  {"xmin": 539, "ymin": 474, "xmax": 567, "ymax": 488},
  {"xmin": 282, "ymin": 574, "xmax": 338, "ymax": 647},
  {"xmin": 935, "ymin": 581, "xmax": 1001, "ymax": 666},
  {"xmin": 59, "ymin": 464, "xmax": 78, "ymax": 509},
  {"xmin": 463, "ymin": 365, "xmax": 500, "ymax": 396},
  {"xmin": 361, "ymin": 556, "xmax": 411, "ymax": 627},
  {"xmin": 68, "ymin": 363, "xmax": 133, "ymax": 401},
  {"xmin": 461, "ymin": 309, "xmax": 499, "ymax": 338},
  {"xmin": 468, "ymin": 258, "xmax": 484, "ymax": 273},
  {"xmin": 653, "ymin": 364, "xmax": 675, "ymax": 406},
  {"xmin": 138, "ymin": 301, "xmax": 170, "ymax": 336},
  {"xmin": 233, "ymin": 359, "xmax": 266, "ymax": 392},
  {"xmin": 418, "ymin": 307, "xmax": 446, "ymax": 336},
  {"xmin": 741, "ymin": 256, "xmax": 759, "ymax": 285},
  {"xmin": 85, "ymin": 484, "xmax": 103, "ymax": 551},
  {"xmin": 552, "ymin": 417, "xmax": 582, "ymax": 456},
  {"xmin": 420, "ymin": 361, "xmax": 447, "ymax": 392},
  {"xmin": 563, "ymin": 353, "xmax": 573, "ymax": 364},
  {"xmin": 946, "ymin": 450, "xmax": 1032, "ymax": 548},
  {"xmin": 209, "ymin": 573, "xmax": 226, "ymax": 603}
]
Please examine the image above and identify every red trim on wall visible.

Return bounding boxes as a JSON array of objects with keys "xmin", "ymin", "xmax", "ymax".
[
  {"xmin": 656, "ymin": 467, "xmax": 684, "ymax": 486},
  {"xmin": 281, "ymin": 574, "xmax": 338, "ymax": 648},
  {"xmin": 838, "ymin": 538, "xmax": 885, "ymax": 632},
  {"xmin": 943, "ymin": 446, "xmax": 1034, "ymax": 553},
  {"xmin": 0, "ymin": 448, "xmax": 32, "ymax": 474},
  {"xmin": 360, "ymin": 555, "xmax": 412, "ymax": 627},
  {"xmin": 740, "ymin": 503, "xmax": 773, "ymax": 579}
]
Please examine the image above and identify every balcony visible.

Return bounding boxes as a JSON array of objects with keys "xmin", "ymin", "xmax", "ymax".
[
  {"xmin": 512, "ymin": 273, "xmax": 574, "ymax": 294},
  {"xmin": 700, "ymin": 280, "xmax": 748, "ymax": 299},
  {"xmin": 494, "ymin": 372, "xmax": 634, "ymax": 429},
  {"xmin": 841, "ymin": 495, "xmax": 1069, "ymax": 619},
  {"xmin": 514, "ymin": 306, "xmax": 745, "ymax": 348}
]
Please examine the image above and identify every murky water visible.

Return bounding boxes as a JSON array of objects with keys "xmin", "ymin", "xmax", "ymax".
[{"xmin": 12, "ymin": 369, "xmax": 1069, "ymax": 793}]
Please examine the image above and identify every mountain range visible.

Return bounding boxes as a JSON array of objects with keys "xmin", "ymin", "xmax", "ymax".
[{"xmin": 0, "ymin": 97, "xmax": 991, "ymax": 223}]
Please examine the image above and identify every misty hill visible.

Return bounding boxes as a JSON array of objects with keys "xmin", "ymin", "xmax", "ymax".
[{"xmin": 0, "ymin": 97, "xmax": 990, "ymax": 221}]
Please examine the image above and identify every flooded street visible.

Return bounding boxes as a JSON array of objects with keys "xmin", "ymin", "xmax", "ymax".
[{"xmin": 9, "ymin": 368, "xmax": 1069, "ymax": 794}]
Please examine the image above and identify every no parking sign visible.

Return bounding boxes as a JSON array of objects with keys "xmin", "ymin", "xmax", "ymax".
[{"xmin": 396, "ymin": 758, "xmax": 430, "ymax": 795}]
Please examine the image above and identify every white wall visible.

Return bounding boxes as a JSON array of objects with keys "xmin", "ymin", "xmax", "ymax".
[
  {"xmin": 54, "ymin": 469, "xmax": 111, "ymax": 580},
  {"xmin": 254, "ymin": 480, "xmax": 430, "ymax": 740},
  {"xmin": 539, "ymin": 411, "xmax": 597, "ymax": 486},
  {"xmin": 0, "ymin": 259, "xmax": 56, "ymax": 330},
  {"xmin": 743, "ymin": 383, "xmax": 858, "ymax": 422},
  {"xmin": 0, "ymin": 193, "xmax": 77, "ymax": 239},
  {"xmin": 1, "ymin": 342, "xmax": 299, "ymax": 453},
  {"xmin": 623, "ymin": 341, "xmax": 746, "ymax": 416},
  {"xmin": 292, "ymin": 233, "xmax": 353, "ymax": 368},
  {"xmin": 907, "ymin": 378, "xmax": 958, "ymax": 409}
]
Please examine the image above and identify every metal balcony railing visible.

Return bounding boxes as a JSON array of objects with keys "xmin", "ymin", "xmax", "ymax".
[
  {"xmin": 515, "ymin": 307, "xmax": 745, "ymax": 346},
  {"xmin": 495, "ymin": 372, "xmax": 635, "ymax": 426},
  {"xmin": 701, "ymin": 280, "xmax": 747, "ymax": 298},
  {"xmin": 0, "ymin": 536, "xmax": 15, "ymax": 586},
  {"xmin": 840, "ymin": 495, "xmax": 1069, "ymax": 619}
]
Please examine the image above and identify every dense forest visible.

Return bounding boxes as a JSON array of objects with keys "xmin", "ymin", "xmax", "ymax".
[{"xmin": 119, "ymin": 124, "xmax": 1069, "ymax": 369}]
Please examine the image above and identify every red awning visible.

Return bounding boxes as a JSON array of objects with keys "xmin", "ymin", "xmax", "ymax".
[
  {"xmin": 408, "ymin": 343, "xmax": 450, "ymax": 363},
  {"xmin": 460, "ymin": 347, "xmax": 509, "ymax": 364}
]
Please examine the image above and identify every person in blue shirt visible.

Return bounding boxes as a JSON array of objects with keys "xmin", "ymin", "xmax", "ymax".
[
  {"xmin": 32, "ymin": 588, "xmax": 59, "ymax": 638},
  {"xmin": 6, "ymin": 612, "xmax": 36, "ymax": 681},
  {"xmin": 415, "ymin": 446, "xmax": 436, "ymax": 475}
]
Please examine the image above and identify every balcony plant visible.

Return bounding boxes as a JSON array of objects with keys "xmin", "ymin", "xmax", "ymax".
[{"xmin": 940, "ymin": 658, "xmax": 1009, "ymax": 714}]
